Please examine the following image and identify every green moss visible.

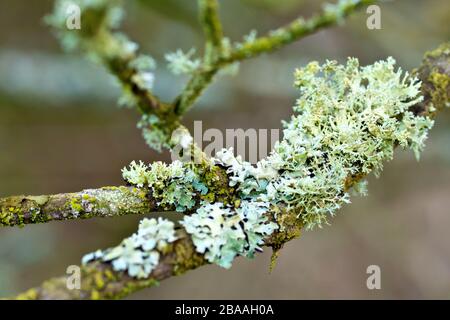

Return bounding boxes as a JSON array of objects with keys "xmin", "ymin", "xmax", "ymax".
[
  {"xmin": 415, "ymin": 42, "xmax": 450, "ymax": 115},
  {"xmin": 0, "ymin": 206, "xmax": 24, "ymax": 227},
  {"xmin": 116, "ymin": 279, "xmax": 160, "ymax": 300},
  {"xmin": 424, "ymin": 41, "xmax": 450, "ymax": 59}
]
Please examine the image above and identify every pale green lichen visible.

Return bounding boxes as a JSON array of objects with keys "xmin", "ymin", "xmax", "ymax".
[
  {"xmin": 121, "ymin": 161, "xmax": 149, "ymax": 188},
  {"xmin": 120, "ymin": 57, "xmax": 433, "ymax": 269},
  {"xmin": 137, "ymin": 115, "xmax": 169, "ymax": 152},
  {"xmin": 82, "ymin": 217, "xmax": 177, "ymax": 279},
  {"xmin": 165, "ymin": 48, "xmax": 201, "ymax": 75},
  {"xmin": 213, "ymin": 57, "xmax": 433, "ymax": 230},
  {"xmin": 122, "ymin": 160, "xmax": 208, "ymax": 212},
  {"xmin": 181, "ymin": 200, "xmax": 277, "ymax": 268}
]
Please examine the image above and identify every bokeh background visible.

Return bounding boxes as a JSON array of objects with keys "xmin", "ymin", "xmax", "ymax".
[{"xmin": 0, "ymin": 0, "xmax": 449, "ymax": 299}]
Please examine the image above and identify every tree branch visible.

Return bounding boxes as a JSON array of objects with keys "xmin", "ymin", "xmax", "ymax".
[
  {"xmin": 48, "ymin": 0, "xmax": 379, "ymax": 150},
  {"xmin": 14, "ymin": 229, "xmax": 206, "ymax": 300},
  {"xmin": 225, "ymin": 0, "xmax": 376, "ymax": 63},
  {"xmin": 198, "ymin": 0, "xmax": 224, "ymax": 60},
  {"xmin": 174, "ymin": 0, "xmax": 377, "ymax": 115},
  {"xmin": 0, "ymin": 186, "xmax": 159, "ymax": 227}
]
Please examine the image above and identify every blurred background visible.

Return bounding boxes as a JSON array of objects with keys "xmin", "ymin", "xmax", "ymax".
[{"xmin": 0, "ymin": 0, "xmax": 449, "ymax": 299}]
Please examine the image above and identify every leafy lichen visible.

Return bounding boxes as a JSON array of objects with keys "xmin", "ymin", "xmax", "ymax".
[
  {"xmin": 181, "ymin": 201, "xmax": 278, "ymax": 268},
  {"xmin": 122, "ymin": 160, "xmax": 209, "ymax": 212},
  {"xmin": 82, "ymin": 217, "xmax": 177, "ymax": 279}
]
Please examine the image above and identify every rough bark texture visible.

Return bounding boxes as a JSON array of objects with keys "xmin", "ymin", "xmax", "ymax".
[
  {"xmin": 413, "ymin": 42, "xmax": 450, "ymax": 116},
  {"xmin": 14, "ymin": 230, "xmax": 206, "ymax": 300},
  {"xmin": 0, "ymin": 186, "xmax": 159, "ymax": 227}
]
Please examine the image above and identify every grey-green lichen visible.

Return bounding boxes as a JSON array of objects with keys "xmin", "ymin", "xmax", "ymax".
[
  {"xmin": 181, "ymin": 201, "xmax": 278, "ymax": 268},
  {"xmin": 165, "ymin": 48, "xmax": 201, "ymax": 75},
  {"xmin": 117, "ymin": 57, "xmax": 434, "ymax": 271},
  {"xmin": 82, "ymin": 217, "xmax": 177, "ymax": 279},
  {"xmin": 122, "ymin": 160, "xmax": 208, "ymax": 212},
  {"xmin": 137, "ymin": 115, "xmax": 170, "ymax": 152},
  {"xmin": 120, "ymin": 157, "xmax": 277, "ymax": 269},
  {"xmin": 213, "ymin": 57, "xmax": 433, "ymax": 230}
]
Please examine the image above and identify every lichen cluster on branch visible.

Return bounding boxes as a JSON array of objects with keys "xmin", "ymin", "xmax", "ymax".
[
  {"xmin": 5, "ymin": 0, "xmax": 449, "ymax": 300},
  {"xmin": 105, "ymin": 57, "xmax": 434, "ymax": 277},
  {"xmin": 213, "ymin": 57, "xmax": 433, "ymax": 229},
  {"xmin": 82, "ymin": 217, "xmax": 177, "ymax": 279}
]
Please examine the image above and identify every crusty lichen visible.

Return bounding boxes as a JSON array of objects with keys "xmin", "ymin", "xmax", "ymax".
[
  {"xmin": 413, "ymin": 42, "xmax": 450, "ymax": 116},
  {"xmin": 0, "ymin": 196, "xmax": 51, "ymax": 227}
]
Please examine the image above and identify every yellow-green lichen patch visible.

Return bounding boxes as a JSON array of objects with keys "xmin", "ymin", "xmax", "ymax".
[
  {"xmin": 172, "ymin": 235, "xmax": 207, "ymax": 276},
  {"xmin": 121, "ymin": 160, "xmax": 210, "ymax": 212},
  {"xmin": 69, "ymin": 197, "xmax": 84, "ymax": 216},
  {"xmin": 429, "ymin": 70, "xmax": 450, "ymax": 110},
  {"xmin": 414, "ymin": 42, "xmax": 450, "ymax": 115},
  {"xmin": 14, "ymin": 288, "xmax": 39, "ymax": 300}
]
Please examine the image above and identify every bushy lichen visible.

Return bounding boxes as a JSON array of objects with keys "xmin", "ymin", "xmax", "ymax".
[
  {"xmin": 213, "ymin": 57, "xmax": 433, "ymax": 229},
  {"xmin": 82, "ymin": 217, "xmax": 177, "ymax": 279}
]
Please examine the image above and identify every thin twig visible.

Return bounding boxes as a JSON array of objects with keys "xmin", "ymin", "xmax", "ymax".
[
  {"xmin": 198, "ymin": 0, "xmax": 224, "ymax": 61},
  {"xmin": 174, "ymin": 0, "xmax": 377, "ymax": 115},
  {"xmin": 0, "ymin": 186, "xmax": 159, "ymax": 227}
]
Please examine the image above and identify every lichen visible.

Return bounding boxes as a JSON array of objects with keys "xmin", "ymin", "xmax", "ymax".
[
  {"xmin": 122, "ymin": 160, "xmax": 208, "ymax": 212},
  {"xmin": 114, "ymin": 58, "xmax": 435, "ymax": 270},
  {"xmin": 82, "ymin": 217, "xmax": 177, "ymax": 279},
  {"xmin": 137, "ymin": 115, "xmax": 170, "ymax": 152},
  {"xmin": 213, "ymin": 57, "xmax": 433, "ymax": 230},
  {"xmin": 181, "ymin": 200, "xmax": 278, "ymax": 268},
  {"xmin": 165, "ymin": 48, "xmax": 201, "ymax": 75},
  {"xmin": 70, "ymin": 197, "xmax": 84, "ymax": 216}
]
